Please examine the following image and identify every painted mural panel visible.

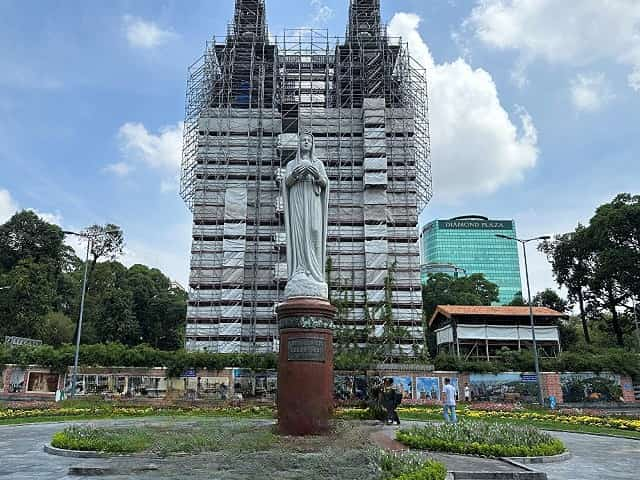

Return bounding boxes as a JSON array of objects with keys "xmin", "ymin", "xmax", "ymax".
[
  {"xmin": 26, "ymin": 372, "xmax": 59, "ymax": 393},
  {"xmin": 560, "ymin": 372, "xmax": 622, "ymax": 402},
  {"xmin": 392, "ymin": 376, "xmax": 413, "ymax": 400},
  {"xmin": 415, "ymin": 377, "xmax": 440, "ymax": 400},
  {"xmin": 469, "ymin": 373, "xmax": 536, "ymax": 402}
]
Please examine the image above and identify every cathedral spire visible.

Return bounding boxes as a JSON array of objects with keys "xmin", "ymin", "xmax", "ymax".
[
  {"xmin": 232, "ymin": 0, "xmax": 268, "ymax": 41},
  {"xmin": 346, "ymin": 0, "xmax": 382, "ymax": 41}
]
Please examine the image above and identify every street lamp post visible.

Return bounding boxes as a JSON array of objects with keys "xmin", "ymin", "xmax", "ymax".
[
  {"xmin": 63, "ymin": 228, "xmax": 119, "ymax": 397},
  {"xmin": 496, "ymin": 233, "xmax": 550, "ymax": 406}
]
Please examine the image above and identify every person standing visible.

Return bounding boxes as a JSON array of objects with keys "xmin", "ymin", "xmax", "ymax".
[
  {"xmin": 380, "ymin": 378, "xmax": 401, "ymax": 425},
  {"xmin": 442, "ymin": 378, "xmax": 457, "ymax": 424},
  {"xmin": 464, "ymin": 383, "xmax": 471, "ymax": 403}
]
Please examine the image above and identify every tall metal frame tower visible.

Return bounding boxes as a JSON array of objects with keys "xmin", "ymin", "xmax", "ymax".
[{"xmin": 181, "ymin": 0, "xmax": 431, "ymax": 359}]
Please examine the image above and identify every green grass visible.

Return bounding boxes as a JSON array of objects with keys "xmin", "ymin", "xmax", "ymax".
[
  {"xmin": 397, "ymin": 420, "xmax": 565, "ymax": 457},
  {"xmin": 50, "ymin": 420, "xmax": 278, "ymax": 455}
]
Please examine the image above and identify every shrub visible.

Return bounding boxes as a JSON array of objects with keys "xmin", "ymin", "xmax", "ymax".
[
  {"xmin": 376, "ymin": 451, "xmax": 446, "ymax": 480},
  {"xmin": 396, "ymin": 420, "xmax": 565, "ymax": 457},
  {"xmin": 51, "ymin": 425, "xmax": 150, "ymax": 453},
  {"xmin": 0, "ymin": 342, "xmax": 277, "ymax": 375},
  {"xmin": 434, "ymin": 349, "xmax": 639, "ymax": 378}
]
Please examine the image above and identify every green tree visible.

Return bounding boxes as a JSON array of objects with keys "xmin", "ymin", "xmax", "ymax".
[
  {"xmin": 84, "ymin": 224, "xmax": 125, "ymax": 289},
  {"xmin": 589, "ymin": 193, "xmax": 640, "ymax": 298},
  {"xmin": 532, "ymin": 288, "xmax": 570, "ymax": 313},
  {"xmin": 0, "ymin": 259, "xmax": 56, "ymax": 339},
  {"xmin": 38, "ymin": 311, "xmax": 75, "ymax": 346},
  {"xmin": 422, "ymin": 273, "xmax": 499, "ymax": 321},
  {"xmin": 0, "ymin": 210, "xmax": 65, "ymax": 273},
  {"xmin": 128, "ymin": 264, "xmax": 187, "ymax": 350},
  {"xmin": 541, "ymin": 193, "xmax": 640, "ymax": 347},
  {"xmin": 539, "ymin": 228, "xmax": 594, "ymax": 343},
  {"xmin": 508, "ymin": 290, "xmax": 526, "ymax": 306}
]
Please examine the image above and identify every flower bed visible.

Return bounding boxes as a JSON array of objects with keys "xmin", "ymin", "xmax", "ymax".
[
  {"xmin": 396, "ymin": 420, "xmax": 565, "ymax": 457},
  {"xmin": 463, "ymin": 409, "xmax": 640, "ymax": 432},
  {"xmin": 390, "ymin": 404, "xmax": 640, "ymax": 434},
  {"xmin": 0, "ymin": 403, "xmax": 274, "ymax": 422},
  {"xmin": 377, "ymin": 451, "xmax": 446, "ymax": 480}
]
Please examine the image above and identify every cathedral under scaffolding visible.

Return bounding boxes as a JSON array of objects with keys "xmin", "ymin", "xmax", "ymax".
[{"xmin": 180, "ymin": 0, "xmax": 432, "ymax": 359}]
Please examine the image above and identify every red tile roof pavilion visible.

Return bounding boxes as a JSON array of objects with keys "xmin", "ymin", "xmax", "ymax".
[{"xmin": 428, "ymin": 305, "xmax": 567, "ymax": 327}]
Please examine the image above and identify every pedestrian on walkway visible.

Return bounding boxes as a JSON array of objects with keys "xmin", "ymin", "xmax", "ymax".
[
  {"xmin": 380, "ymin": 377, "xmax": 400, "ymax": 425},
  {"xmin": 442, "ymin": 377, "xmax": 457, "ymax": 424},
  {"xmin": 464, "ymin": 383, "xmax": 471, "ymax": 402}
]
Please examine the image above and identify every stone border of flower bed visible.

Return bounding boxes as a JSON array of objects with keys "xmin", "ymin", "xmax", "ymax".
[
  {"xmin": 43, "ymin": 443, "xmax": 141, "ymax": 458},
  {"xmin": 503, "ymin": 451, "xmax": 572, "ymax": 464}
]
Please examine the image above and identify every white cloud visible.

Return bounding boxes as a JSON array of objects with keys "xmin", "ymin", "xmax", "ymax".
[
  {"xmin": 388, "ymin": 13, "xmax": 538, "ymax": 204},
  {"xmin": 123, "ymin": 15, "xmax": 177, "ymax": 49},
  {"xmin": 0, "ymin": 188, "xmax": 63, "ymax": 226},
  {"xmin": 310, "ymin": 0, "xmax": 334, "ymax": 24},
  {"xmin": 120, "ymin": 229, "xmax": 191, "ymax": 287},
  {"xmin": 570, "ymin": 72, "xmax": 614, "ymax": 112},
  {"xmin": 115, "ymin": 122, "xmax": 183, "ymax": 192},
  {"xmin": 32, "ymin": 210, "xmax": 63, "ymax": 226},
  {"xmin": 103, "ymin": 162, "xmax": 133, "ymax": 177},
  {"xmin": 465, "ymin": 0, "xmax": 640, "ymax": 91},
  {"xmin": 0, "ymin": 188, "xmax": 18, "ymax": 223},
  {"xmin": 116, "ymin": 120, "xmax": 182, "ymax": 171}
]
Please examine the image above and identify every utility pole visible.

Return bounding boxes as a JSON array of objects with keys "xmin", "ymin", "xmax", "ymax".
[
  {"xmin": 496, "ymin": 234, "xmax": 550, "ymax": 406},
  {"xmin": 63, "ymin": 228, "xmax": 120, "ymax": 397}
]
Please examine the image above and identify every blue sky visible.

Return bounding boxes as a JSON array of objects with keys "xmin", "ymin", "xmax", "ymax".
[{"xmin": 1, "ymin": 0, "xmax": 639, "ymax": 297}]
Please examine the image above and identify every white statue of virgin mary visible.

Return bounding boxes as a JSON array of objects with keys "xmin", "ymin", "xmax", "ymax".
[{"xmin": 283, "ymin": 133, "xmax": 329, "ymax": 299}]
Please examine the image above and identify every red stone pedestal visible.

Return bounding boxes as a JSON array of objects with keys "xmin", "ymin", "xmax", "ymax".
[{"xmin": 276, "ymin": 297, "xmax": 335, "ymax": 435}]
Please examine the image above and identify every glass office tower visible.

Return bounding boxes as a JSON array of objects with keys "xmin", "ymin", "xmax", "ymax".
[{"xmin": 420, "ymin": 215, "xmax": 522, "ymax": 305}]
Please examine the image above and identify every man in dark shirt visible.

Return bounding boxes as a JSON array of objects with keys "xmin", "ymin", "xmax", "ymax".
[{"xmin": 380, "ymin": 377, "xmax": 400, "ymax": 425}]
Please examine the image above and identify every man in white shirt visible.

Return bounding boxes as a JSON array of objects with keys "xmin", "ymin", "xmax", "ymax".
[{"xmin": 442, "ymin": 377, "xmax": 457, "ymax": 424}]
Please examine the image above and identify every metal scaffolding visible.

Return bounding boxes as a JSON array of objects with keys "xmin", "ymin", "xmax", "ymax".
[{"xmin": 180, "ymin": 0, "xmax": 431, "ymax": 359}]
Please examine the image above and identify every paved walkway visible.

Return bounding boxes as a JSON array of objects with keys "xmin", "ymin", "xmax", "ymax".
[
  {"xmin": 535, "ymin": 431, "xmax": 640, "ymax": 480},
  {"xmin": 0, "ymin": 419, "xmax": 639, "ymax": 479}
]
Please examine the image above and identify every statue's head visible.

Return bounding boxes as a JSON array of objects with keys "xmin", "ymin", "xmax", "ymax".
[{"xmin": 300, "ymin": 133, "xmax": 314, "ymax": 154}]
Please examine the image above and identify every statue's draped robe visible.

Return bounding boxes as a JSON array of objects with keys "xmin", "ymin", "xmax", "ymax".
[{"xmin": 283, "ymin": 156, "xmax": 329, "ymax": 298}]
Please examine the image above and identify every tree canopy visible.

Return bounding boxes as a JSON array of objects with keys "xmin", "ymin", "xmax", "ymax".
[
  {"xmin": 0, "ymin": 210, "xmax": 186, "ymax": 349},
  {"xmin": 540, "ymin": 193, "xmax": 640, "ymax": 348},
  {"xmin": 422, "ymin": 272, "xmax": 499, "ymax": 321}
]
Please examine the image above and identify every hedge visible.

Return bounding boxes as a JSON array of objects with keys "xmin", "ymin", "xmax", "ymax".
[
  {"xmin": 0, "ymin": 343, "xmax": 277, "ymax": 376},
  {"xmin": 433, "ymin": 349, "xmax": 640, "ymax": 378},
  {"xmin": 2, "ymin": 343, "xmax": 637, "ymax": 378}
]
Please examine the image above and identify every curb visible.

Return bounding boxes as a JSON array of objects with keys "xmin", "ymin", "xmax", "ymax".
[
  {"xmin": 450, "ymin": 472, "xmax": 546, "ymax": 479},
  {"xmin": 504, "ymin": 451, "xmax": 572, "ymax": 464},
  {"xmin": 44, "ymin": 444, "xmax": 115, "ymax": 458},
  {"xmin": 43, "ymin": 444, "xmax": 153, "ymax": 459}
]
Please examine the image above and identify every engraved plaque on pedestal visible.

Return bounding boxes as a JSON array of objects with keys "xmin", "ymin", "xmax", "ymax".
[{"xmin": 287, "ymin": 337, "xmax": 326, "ymax": 362}]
